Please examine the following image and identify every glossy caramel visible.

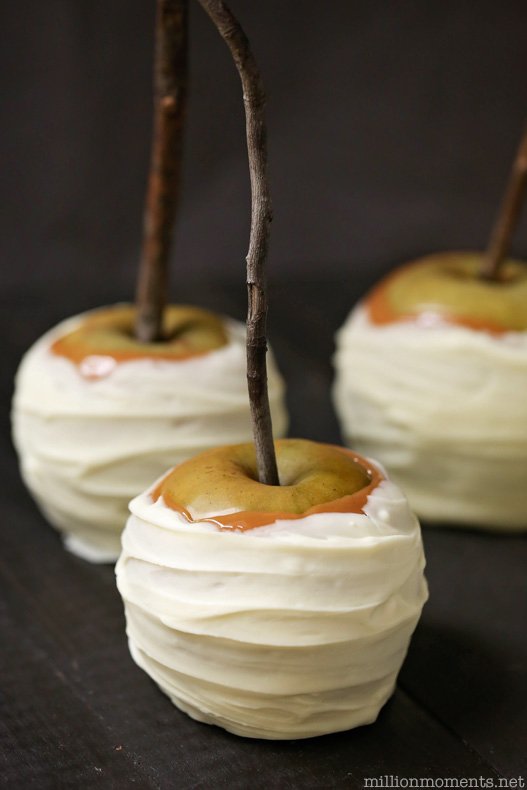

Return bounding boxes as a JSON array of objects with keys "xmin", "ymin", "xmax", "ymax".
[
  {"xmin": 365, "ymin": 252, "xmax": 527, "ymax": 333},
  {"xmin": 51, "ymin": 305, "xmax": 228, "ymax": 377},
  {"xmin": 152, "ymin": 439, "xmax": 383, "ymax": 531}
]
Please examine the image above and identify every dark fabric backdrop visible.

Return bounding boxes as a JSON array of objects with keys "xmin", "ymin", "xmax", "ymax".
[{"xmin": 2, "ymin": 0, "xmax": 527, "ymax": 299}]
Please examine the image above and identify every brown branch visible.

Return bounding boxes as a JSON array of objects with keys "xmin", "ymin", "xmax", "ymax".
[
  {"xmin": 135, "ymin": 0, "xmax": 188, "ymax": 342},
  {"xmin": 197, "ymin": 0, "xmax": 279, "ymax": 486},
  {"xmin": 480, "ymin": 124, "xmax": 527, "ymax": 281}
]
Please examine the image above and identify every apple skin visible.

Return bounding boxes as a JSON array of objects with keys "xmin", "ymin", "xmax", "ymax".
[
  {"xmin": 51, "ymin": 304, "xmax": 228, "ymax": 365},
  {"xmin": 367, "ymin": 251, "xmax": 527, "ymax": 332},
  {"xmin": 153, "ymin": 438, "xmax": 374, "ymax": 522}
]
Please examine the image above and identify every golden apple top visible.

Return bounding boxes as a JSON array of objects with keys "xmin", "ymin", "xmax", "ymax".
[
  {"xmin": 51, "ymin": 304, "xmax": 228, "ymax": 367},
  {"xmin": 152, "ymin": 438, "xmax": 383, "ymax": 531},
  {"xmin": 366, "ymin": 252, "xmax": 527, "ymax": 332}
]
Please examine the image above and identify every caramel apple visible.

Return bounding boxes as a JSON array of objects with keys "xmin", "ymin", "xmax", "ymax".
[
  {"xmin": 335, "ymin": 119, "xmax": 527, "ymax": 532},
  {"xmin": 334, "ymin": 254, "xmax": 527, "ymax": 530},
  {"xmin": 117, "ymin": 0, "xmax": 426, "ymax": 741},
  {"xmin": 116, "ymin": 439, "xmax": 427, "ymax": 739},
  {"xmin": 12, "ymin": 304, "xmax": 287, "ymax": 562}
]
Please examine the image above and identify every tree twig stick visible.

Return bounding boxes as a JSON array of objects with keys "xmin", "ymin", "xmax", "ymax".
[
  {"xmin": 135, "ymin": 0, "xmax": 188, "ymax": 342},
  {"xmin": 197, "ymin": 0, "xmax": 279, "ymax": 485},
  {"xmin": 481, "ymin": 125, "xmax": 527, "ymax": 281}
]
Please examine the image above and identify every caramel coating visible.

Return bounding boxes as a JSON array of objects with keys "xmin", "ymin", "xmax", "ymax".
[
  {"xmin": 367, "ymin": 252, "xmax": 527, "ymax": 332},
  {"xmin": 52, "ymin": 304, "xmax": 228, "ymax": 365},
  {"xmin": 153, "ymin": 439, "xmax": 381, "ymax": 530}
]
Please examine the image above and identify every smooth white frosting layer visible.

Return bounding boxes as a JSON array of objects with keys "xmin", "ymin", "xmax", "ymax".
[
  {"xmin": 333, "ymin": 305, "xmax": 527, "ymax": 530},
  {"xmin": 11, "ymin": 308, "xmax": 288, "ymax": 562},
  {"xmin": 116, "ymin": 473, "xmax": 427, "ymax": 739}
]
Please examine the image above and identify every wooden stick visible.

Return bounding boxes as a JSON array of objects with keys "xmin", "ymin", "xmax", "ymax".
[
  {"xmin": 197, "ymin": 0, "xmax": 279, "ymax": 485},
  {"xmin": 481, "ymin": 125, "xmax": 527, "ymax": 280},
  {"xmin": 135, "ymin": 0, "xmax": 188, "ymax": 342}
]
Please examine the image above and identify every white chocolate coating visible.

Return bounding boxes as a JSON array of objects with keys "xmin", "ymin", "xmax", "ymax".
[
  {"xmin": 116, "ymin": 471, "xmax": 427, "ymax": 739},
  {"xmin": 11, "ymin": 308, "xmax": 288, "ymax": 562},
  {"xmin": 333, "ymin": 305, "xmax": 527, "ymax": 530}
]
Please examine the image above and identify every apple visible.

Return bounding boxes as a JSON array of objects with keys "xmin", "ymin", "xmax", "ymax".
[
  {"xmin": 333, "ymin": 251, "xmax": 527, "ymax": 530},
  {"xmin": 116, "ymin": 438, "xmax": 427, "ymax": 739},
  {"xmin": 12, "ymin": 304, "xmax": 288, "ymax": 562}
]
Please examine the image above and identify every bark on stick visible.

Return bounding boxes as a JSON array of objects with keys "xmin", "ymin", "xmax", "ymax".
[
  {"xmin": 481, "ymin": 125, "xmax": 527, "ymax": 280},
  {"xmin": 135, "ymin": 0, "xmax": 188, "ymax": 342},
  {"xmin": 197, "ymin": 0, "xmax": 279, "ymax": 485}
]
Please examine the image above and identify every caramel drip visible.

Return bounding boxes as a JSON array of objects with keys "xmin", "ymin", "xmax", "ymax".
[
  {"xmin": 366, "ymin": 271, "xmax": 508, "ymax": 335},
  {"xmin": 152, "ymin": 451, "xmax": 384, "ymax": 532}
]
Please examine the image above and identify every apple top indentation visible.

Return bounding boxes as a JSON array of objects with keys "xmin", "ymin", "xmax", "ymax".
[
  {"xmin": 152, "ymin": 438, "xmax": 382, "ymax": 531},
  {"xmin": 366, "ymin": 251, "xmax": 527, "ymax": 333},
  {"xmin": 51, "ymin": 304, "xmax": 228, "ymax": 371}
]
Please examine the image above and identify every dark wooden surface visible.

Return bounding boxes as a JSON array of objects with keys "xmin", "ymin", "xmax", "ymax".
[{"xmin": 1, "ymin": 278, "xmax": 526, "ymax": 789}]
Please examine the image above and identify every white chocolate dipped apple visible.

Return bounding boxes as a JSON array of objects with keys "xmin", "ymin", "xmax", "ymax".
[
  {"xmin": 12, "ymin": 304, "xmax": 288, "ymax": 562},
  {"xmin": 116, "ymin": 439, "xmax": 428, "ymax": 740},
  {"xmin": 115, "ymin": 0, "xmax": 426, "ymax": 741},
  {"xmin": 333, "ymin": 251, "xmax": 527, "ymax": 530}
]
